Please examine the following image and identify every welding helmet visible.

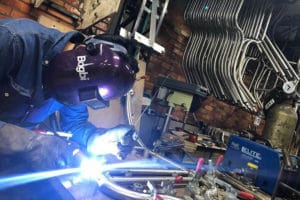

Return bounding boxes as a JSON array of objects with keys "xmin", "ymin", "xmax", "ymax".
[{"xmin": 44, "ymin": 36, "xmax": 138, "ymax": 109}]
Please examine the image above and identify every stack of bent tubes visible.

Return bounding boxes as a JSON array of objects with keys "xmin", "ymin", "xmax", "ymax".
[{"xmin": 183, "ymin": 0, "xmax": 299, "ymax": 112}]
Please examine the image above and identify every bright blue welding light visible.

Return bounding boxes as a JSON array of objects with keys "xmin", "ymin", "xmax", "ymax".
[
  {"xmin": 204, "ymin": 5, "xmax": 209, "ymax": 11},
  {"xmin": 80, "ymin": 157, "xmax": 105, "ymax": 179},
  {"xmin": 88, "ymin": 132, "xmax": 120, "ymax": 156},
  {"xmin": 0, "ymin": 168, "xmax": 80, "ymax": 190}
]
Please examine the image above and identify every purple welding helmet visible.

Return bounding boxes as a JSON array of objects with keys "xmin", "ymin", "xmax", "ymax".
[{"xmin": 44, "ymin": 40, "xmax": 138, "ymax": 109}]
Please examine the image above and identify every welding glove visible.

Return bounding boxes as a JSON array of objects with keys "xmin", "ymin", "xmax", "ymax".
[
  {"xmin": 0, "ymin": 121, "xmax": 81, "ymax": 171},
  {"xmin": 0, "ymin": 122, "xmax": 78, "ymax": 200},
  {"xmin": 86, "ymin": 125, "xmax": 135, "ymax": 159}
]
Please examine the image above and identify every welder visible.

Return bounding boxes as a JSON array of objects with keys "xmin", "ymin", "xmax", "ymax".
[{"xmin": 0, "ymin": 18, "xmax": 138, "ymax": 199}]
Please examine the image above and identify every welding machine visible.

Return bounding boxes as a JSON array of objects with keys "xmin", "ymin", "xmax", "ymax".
[
  {"xmin": 221, "ymin": 135, "xmax": 281, "ymax": 194},
  {"xmin": 221, "ymin": 135, "xmax": 300, "ymax": 198}
]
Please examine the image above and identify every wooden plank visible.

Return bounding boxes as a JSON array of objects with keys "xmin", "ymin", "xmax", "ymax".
[{"xmin": 37, "ymin": 14, "xmax": 73, "ymax": 32}]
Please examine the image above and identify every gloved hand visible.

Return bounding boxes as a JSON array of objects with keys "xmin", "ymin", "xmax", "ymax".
[
  {"xmin": 0, "ymin": 122, "xmax": 82, "ymax": 171},
  {"xmin": 86, "ymin": 125, "xmax": 135, "ymax": 159}
]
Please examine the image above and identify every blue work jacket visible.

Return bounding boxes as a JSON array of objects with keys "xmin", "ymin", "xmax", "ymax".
[{"xmin": 0, "ymin": 18, "xmax": 97, "ymax": 146}]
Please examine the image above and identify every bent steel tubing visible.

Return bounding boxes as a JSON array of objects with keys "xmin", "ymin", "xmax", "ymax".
[
  {"xmin": 204, "ymin": 34, "xmax": 221, "ymax": 98},
  {"xmin": 210, "ymin": 1, "xmax": 229, "ymax": 99},
  {"xmin": 230, "ymin": 32, "xmax": 249, "ymax": 108},
  {"xmin": 214, "ymin": 33, "xmax": 230, "ymax": 100},
  {"xmin": 188, "ymin": 33, "xmax": 201, "ymax": 84},
  {"xmin": 219, "ymin": 31, "xmax": 236, "ymax": 102},
  {"xmin": 225, "ymin": 34, "xmax": 242, "ymax": 104},
  {"xmin": 108, "ymin": 175, "xmax": 193, "ymax": 183},
  {"xmin": 198, "ymin": 32, "xmax": 211, "ymax": 89},
  {"xmin": 257, "ymin": 42, "xmax": 281, "ymax": 75},
  {"xmin": 242, "ymin": 58, "xmax": 261, "ymax": 108},
  {"xmin": 258, "ymin": 41, "xmax": 288, "ymax": 81},
  {"xmin": 234, "ymin": 0, "xmax": 244, "ymax": 33},
  {"xmin": 98, "ymin": 174, "xmax": 183, "ymax": 200},
  {"xmin": 185, "ymin": 33, "xmax": 201, "ymax": 84},
  {"xmin": 183, "ymin": 0, "xmax": 194, "ymax": 25},
  {"xmin": 265, "ymin": 35, "xmax": 300, "ymax": 81},
  {"xmin": 258, "ymin": 69, "xmax": 272, "ymax": 99},
  {"xmin": 220, "ymin": 31, "xmax": 239, "ymax": 103},
  {"xmin": 194, "ymin": 32, "xmax": 207, "ymax": 86},
  {"xmin": 252, "ymin": 0, "xmax": 268, "ymax": 40},
  {"xmin": 241, "ymin": 56, "xmax": 258, "ymax": 77},
  {"xmin": 229, "ymin": 0, "xmax": 246, "ymax": 105},
  {"xmin": 253, "ymin": 66, "xmax": 269, "ymax": 109},
  {"xmin": 209, "ymin": 0, "xmax": 231, "ymax": 100},
  {"xmin": 235, "ymin": 58, "xmax": 257, "ymax": 111},
  {"xmin": 211, "ymin": 30, "xmax": 230, "ymax": 99},
  {"xmin": 237, "ymin": 40, "xmax": 259, "ymax": 107},
  {"xmin": 217, "ymin": 33, "xmax": 233, "ymax": 102},
  {"xmin": 107, "ymin": 168, "xmax": 190, "ymax": 175},
  {"xmin": 259, "ymin": 3, "xmax": 273, "ymax": 41},
  {"xmin": 182, "ymin": 32, "xmax": 196, "ymax": 83},
  {"xmin": 210, "ymin": 34, "xmax": 227, "ymax": 99},
  {"xmin": 264, "ymin": 36, "xmax": 293, "ymax": 79},
  {"xmin": 249, "ymin": 60, "xmax": 263, "ymax": 92}
]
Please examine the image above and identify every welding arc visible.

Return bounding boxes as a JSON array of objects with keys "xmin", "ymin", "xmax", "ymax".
[
  {"xmin": 0, "ymin": 168, "xmax": 80, "ymax": 190},
  {"xmin": 0, "ymin": 159, "xmax": 185, "ymax": 191}
]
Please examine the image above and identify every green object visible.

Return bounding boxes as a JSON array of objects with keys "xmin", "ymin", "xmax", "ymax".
[{"xmin": 167, "ymin": 91, "xmax": 193, "ymax": 111}]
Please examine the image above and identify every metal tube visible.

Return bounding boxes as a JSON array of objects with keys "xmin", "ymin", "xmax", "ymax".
[
  {"xmin": 134, "ymin": 137, "xmax": 188, "ymax": 173},
  {"xmin": 162, "ymin": 106, "xmax": 173, "ymax": 133},
  {"xmin": 126, "ymin": 90, "xmax": 134, "ymax": 125},
  {"xmin": 149, "ymin": 0, "xmax": 158, "ymax": 46},
  {"xmin": 108, "ymin": 168, "xmax": 190, "ymax": 175},
  {"xmin": 132, "ymin": 0, "xmax": 147, "ymax": 35},
  {"xmin": 265, "ymin": 36, "xmax": 300, "ymax": 80},
  {"xmin": 156, "ymin": 0, "xmax": 170, "ymax": 36},
  {"xmin": 98, "ymin": 174, "xmax": 183, "ymax": 200},
  {"xmin": 280, "ymin": 182, "xmax": 300, "ymax": 197},
  {"xmin": 148, "ymin": 150, "xmax": 188, "ymax": 173},
  {"xmin": 109, "ymin": 176, "xmax": 193, "ymax": 182}
]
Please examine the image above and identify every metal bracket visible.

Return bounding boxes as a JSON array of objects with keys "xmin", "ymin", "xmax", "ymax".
[
  {"xmin": 119, "ymin": 0, "xmax": 169, "ymax": 54},
  {"xmin": 31, "ymin": 0, "xmax": 45, "ymax": 8}
]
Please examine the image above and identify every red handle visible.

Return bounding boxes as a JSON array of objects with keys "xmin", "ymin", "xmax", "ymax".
[
  {"xmin": 215, "ymin": 155, "xmax": 223, "ymax": 166},
  {"xmin": 195, "ymin": 157, "xmax": 205, "ymax": 173},
  {"xmin": 238, "ymin": 191, "xmax": 254, "ymax": 200},
  {"xmin": 175, "ymin": 175, "xmax": 183, "ymax": 183}
]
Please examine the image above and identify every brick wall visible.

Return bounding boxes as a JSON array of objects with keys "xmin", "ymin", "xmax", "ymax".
[
  {"xmin": 144, "ymin": 1, "xmax": 265, "ymax": 134},
  {"xmin": 195, "ymin": 96, "xmax": 265, "ymax": 134},
  {"xmin": 0, "ymin": 0, "xmax": 82, "ymax": 27},
  {"xmin": 145, "ymin": 1, "xmax": 188, "ymax": 91},
  {"xmin": 0, "ymin": 0, "xmax": 33, "ymax": 19}
]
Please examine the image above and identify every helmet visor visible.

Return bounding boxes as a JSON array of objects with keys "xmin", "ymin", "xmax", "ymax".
[{"xmin": 78, "ymin": 86, "xmax": 109, "ymax": 109}]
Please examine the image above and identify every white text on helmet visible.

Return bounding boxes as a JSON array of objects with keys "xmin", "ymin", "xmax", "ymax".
[{"xmin": 76, "ymin": 56, "xmax": 93, "ymax": 80}]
